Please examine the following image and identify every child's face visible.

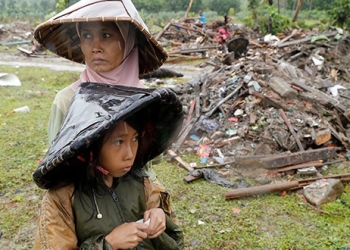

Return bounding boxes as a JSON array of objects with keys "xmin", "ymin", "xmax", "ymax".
[{"xmin": 98, "ymin": 121, "xmax": 138, "ymax": 181}]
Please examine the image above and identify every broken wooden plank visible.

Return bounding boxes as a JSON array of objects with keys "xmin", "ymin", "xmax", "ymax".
[
  {"xmin": 155, "ymin": 22, "xmax": 172, "ymax": 41},
  {"xmin": 279, "ymin": 108, "xmax": 304, "ymax": 151},
  {"xmin": 213, "ymin": 136, "xmax": 241, "ymax": 148},
  {"xmin": 168, "ymin": 45, "xmax": 220, "ymax": 55},
  {"xmin": 276, "ymin": 29, "xmax": 298, "ymax": 47},
  {"xmin": 170, "ymin": 23, "xmax": 216, "ymax": 42},
  {"xmin": 328, "ymin": 123, "xmax": 350, "ymax": 150},
  {"xmin": 205, "ymin": 82, "xmax": 243, "ymax": 117},
  {"xmin": 251, "ymin": 91, "xmax": 289, "ymax": 111},
  {"xmin": 272, "ymin": 160, "xmax": 324, "ymax": 173},
  {"xmin": 277, "ymin": 31, "xmax": 338, "ymax": 48},
  {"xmin": 182, "ymin": 99, "xmax": 196, "ymax": 132},
  {"xmin": 172, "ymin": 119, "xmax": 195, "ymax": 153},
  {"xmin": 183, "ymin": 174, "xmax": 201, "ymax": 183},
  {"xmin": 17, "ymin": 46, "xmax": 33, "ymax": 55},
  {"xmin": 294, "ymin": 79, "xmax": 346, "ymax": 112},
  {"xmin": 235, "ymin": 147, "xmax": 341, "ymax": 169},
  {"xmin": 167, "ymin": 149, "xmax": 194, "ymax": 172}
]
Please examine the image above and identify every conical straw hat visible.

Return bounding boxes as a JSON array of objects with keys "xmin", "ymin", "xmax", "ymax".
[{"xmin": 34, "ymin": 0, "xmax": 167, "ymax": 75}]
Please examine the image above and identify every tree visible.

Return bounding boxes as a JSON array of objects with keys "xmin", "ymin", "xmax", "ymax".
[
  {"xmin": 163, "ymin": 0, "xmax": 192, "ymax": 12},
  {"xmin": 184, "ymin": 0, "xmax": 194, "ymax": 17},
  {"xmin": 247, "ymin": 0, "xmax": 260, "ymax": 22},
  {"xmin": 292, "ymin": 0, "xmax": 303, "ymax": 22},
  {"xmin": 209, "ymin": 0, "xmax": 241, "ymax": 15},
  {"xmin": 56, "ymin": 0, "xmax": 79, "ymax": 11},
  {"xmin": 136, "ymin": 0, "xmax": 164, "ymax": 12},
  {"xmin": 328, "ymin": 0, "xmax": 350, "ymax": 28}
]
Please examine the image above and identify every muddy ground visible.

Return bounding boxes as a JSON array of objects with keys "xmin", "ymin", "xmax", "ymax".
[{"xmin": 0, "ymin": 51, "xmax": 205, "ymax": 78}]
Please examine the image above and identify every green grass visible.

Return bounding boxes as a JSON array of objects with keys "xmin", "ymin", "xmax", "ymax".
[
  {"xmin": 154, "ymin": 160, "xmax": 350, "ymax": 249},
  {"xmin": 1, "ymin": 63, "xmax": 350, "ymax": 249},
  {"xmin": 0, "ymin": 64, "xmax": 79, "ymax": 247}
]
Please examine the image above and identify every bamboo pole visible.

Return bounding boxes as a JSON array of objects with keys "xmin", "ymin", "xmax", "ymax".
[
  {"xmin": 184, "ymin": 0, "xmax": 194, "ymax": 18},
  {"xmin": 225, "ymin": 173, "xmax": 350, "ymax": 200}
]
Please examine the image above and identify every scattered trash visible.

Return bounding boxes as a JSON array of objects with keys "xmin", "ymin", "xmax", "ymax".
[
  {"xmin": 6, "ymin": 105, "xmax": 30, "ymax": 115},
  {"xmin": 197, "ymin": 220, "xmax": 205, "ymax": 225},
  {"xmin": 197, "ymin": 144, "xmax": 211, "ymax": 163},
  {"xmin": 327, "ymin": 84, "xmax": 346, "ymax": 97},
  {"xmin": 231, "ymin": 207, "xmax": 241, "ymax": 214},
  {"xmin": 0, "ymin": 73, "xmax": 21, "ymax": 86}
]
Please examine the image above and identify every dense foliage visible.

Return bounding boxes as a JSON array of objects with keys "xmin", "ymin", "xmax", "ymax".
[
  {"xmin": 328, "ymin": 0, "xmax": 350, "ymax": 28},
  {"xmin": 0, "ymin": 0, "xmax": 349, "ymax": 36},
  {"xmin": 1, "ymin": 0, "xmax": 347, "ymax": 18}
]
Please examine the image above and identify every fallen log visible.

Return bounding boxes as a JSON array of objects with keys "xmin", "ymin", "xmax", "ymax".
[{"xmin": 225, "ymin": 173, "xmax": 350, "ymax": 200}]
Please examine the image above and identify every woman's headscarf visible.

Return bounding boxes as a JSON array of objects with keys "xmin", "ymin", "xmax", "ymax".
[{"xmin": 70, "ymin": 22, "xmax": 142, "ymax": 91}]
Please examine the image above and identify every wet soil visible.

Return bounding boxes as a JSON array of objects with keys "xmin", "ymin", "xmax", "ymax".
[{"xmin": 0, "ymin": 52, "xmax": 205, "ymax": 80}]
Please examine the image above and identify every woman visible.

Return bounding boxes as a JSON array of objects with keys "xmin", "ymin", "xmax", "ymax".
[
  {"xmin": 33, "ymin": 82, "xmax": 184, "ymax": 249},
  {"xmin": 34, "ymin": 0, "xmax": 168, "ymax": 182}
]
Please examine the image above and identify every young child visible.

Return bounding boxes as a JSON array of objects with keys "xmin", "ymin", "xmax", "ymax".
[{"xmin": 33, "ymin": 82, "xmax": 184, "ymax": 249}]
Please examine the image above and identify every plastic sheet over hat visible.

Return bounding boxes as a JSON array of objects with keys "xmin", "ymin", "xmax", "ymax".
[{"xmin": 33, "ymin": 82, "xmax": 184, "ymax": 189}]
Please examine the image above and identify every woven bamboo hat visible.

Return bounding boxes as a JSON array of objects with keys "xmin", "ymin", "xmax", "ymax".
[
  {"xmin": 33, "ymin": 82, "xmax": 184, "ymax": 189},
  {"xmin": 33, "ymin": 0, "xmax": 167, "ymax": 75}
]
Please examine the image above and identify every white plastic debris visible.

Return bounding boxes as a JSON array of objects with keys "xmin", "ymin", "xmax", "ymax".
[
  {"xmin": 327, "ymin": 84, "xmax": 346, "ymax": 97},
  {"xmin": 0, "ymin": 73, "xmax": 21, "ymax": 86}
]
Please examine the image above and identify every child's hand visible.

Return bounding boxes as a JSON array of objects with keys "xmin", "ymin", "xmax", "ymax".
[
  {"xmin": 143, "ymin": 208, "xmax": 166, "ymax": 238},
  {"xmin": 105, "ymin": 222, "xmax": 148, "ymax": 249}
]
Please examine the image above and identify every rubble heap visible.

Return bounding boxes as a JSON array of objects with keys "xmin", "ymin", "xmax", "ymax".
[{"xmin": 157, "ymin": 19, "xmax": 350, "ymax": 186}]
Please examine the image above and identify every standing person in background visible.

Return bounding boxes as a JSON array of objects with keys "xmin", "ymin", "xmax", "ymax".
[
  {"xmin": 198, "ymin": 9, "xmax": 207, "ymax": 28},
  {"xmin": 33, "ymin": 82, "xmax": 184, "ymax": 249},
  {"xmin": 34, "ymin": 0, "xmax": 168, "ymax": 182}
]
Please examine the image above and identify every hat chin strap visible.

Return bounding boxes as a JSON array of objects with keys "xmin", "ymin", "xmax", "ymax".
[{"xmin": 96, "ymin": 165, "xmax": 109, "ymax": 175}]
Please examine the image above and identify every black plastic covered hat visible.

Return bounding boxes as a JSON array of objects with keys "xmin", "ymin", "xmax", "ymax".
[{"xmin": 33, "ymin": 82, "xmax": 183, "ymax": 189}]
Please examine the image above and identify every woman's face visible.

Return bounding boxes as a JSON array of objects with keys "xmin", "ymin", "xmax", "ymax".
[
  {"xmin": 79, "ymin": 21, "xmax": 125, "ymax": 73},
  {"xmin": 98, "ymin": 122, "xmax": 138, "ymax": 184}
]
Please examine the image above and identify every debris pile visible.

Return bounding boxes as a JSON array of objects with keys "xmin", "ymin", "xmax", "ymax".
[
  {"xmin": 2, "ymin": 19, "xmax": 350, "ymax": 200},
  {"xmin": 156, "ymin": 15, "xmax": 248, "ymax": 60},
  {"xmin": 156, "ymin": 20, "xmax": 350, "ymax": 196},
  {"xmin": 0, "ymin": 21, "xmax": 43, "ymax": 55},
  {"xmin": 0, "ymin": 22, "xmax": 34, "ymax": 47}
]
